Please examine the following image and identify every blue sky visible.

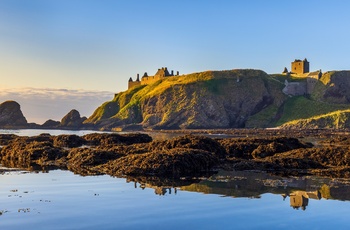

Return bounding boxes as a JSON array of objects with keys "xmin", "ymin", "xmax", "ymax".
[{"xmin": 0, "ymin": 0, "xmax": 350, "ymax": 122}]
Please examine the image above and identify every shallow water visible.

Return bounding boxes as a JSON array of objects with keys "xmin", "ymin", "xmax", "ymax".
[
  {"xmin": 1, "ymin": 169, "xmax": 350, "ymax": 230},
  {"xmin": 1, "ymin": 129, "xmax": 350, "ymax": 229}
]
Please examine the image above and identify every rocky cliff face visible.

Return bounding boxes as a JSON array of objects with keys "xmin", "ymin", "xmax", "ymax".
[
  {"xmin": 85, "ymin": 69, "xmax": 286, "ymax": 130},
  {"xmin": 0, "ymin": 101, "xmax": 28, "ymax": 127},
  {"xmin": 312, "ymin": 71, "xmax": 350, "ymax": 104}
]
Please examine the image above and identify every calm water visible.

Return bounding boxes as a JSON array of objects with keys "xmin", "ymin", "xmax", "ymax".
[{"xmin": 1, "ymin": 129, "xmax": 350, "ymax": 229}]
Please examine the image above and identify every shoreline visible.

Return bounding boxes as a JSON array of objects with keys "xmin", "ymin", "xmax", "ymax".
[{"xmin": 1, "ymin": 129, "xmax": 350, "ymax": 179}]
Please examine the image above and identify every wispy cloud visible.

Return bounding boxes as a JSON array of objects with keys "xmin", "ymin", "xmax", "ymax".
[{"xmin": 0, "ymin": 87, "xmax": 114, "ymax": 124}]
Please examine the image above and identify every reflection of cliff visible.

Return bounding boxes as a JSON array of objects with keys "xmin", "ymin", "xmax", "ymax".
[
  {"xmin": 289, "ymin": 190, "xmax": 321, "ymax": 210},
  {"xmin": 179, "ymin": 171, "xmax": 350, "ymax": 202},
  {"xmin": 125, "ymin": 171, "xmax": 350, "ymax": 204}
]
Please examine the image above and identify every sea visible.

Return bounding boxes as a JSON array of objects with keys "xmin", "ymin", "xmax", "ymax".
[{"xmin": 1, "ymin": 129, "xmax": 350, "ymax": 229}]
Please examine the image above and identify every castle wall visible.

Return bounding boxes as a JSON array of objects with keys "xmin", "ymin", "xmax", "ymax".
[
  {"xmin": 282, "ymin": 81, "xmax": 307, "ymax": 96},
  {"xmin": 141, "ymin": 75, "xmax": 163, "ymax": 85},
  {"xmin": 128, "ymin": 81, "xmax": 141, "ymax": 89}
]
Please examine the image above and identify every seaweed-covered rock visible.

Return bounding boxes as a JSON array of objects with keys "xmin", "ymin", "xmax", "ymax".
[
  {"xmin": 219, "ymin": 137, "xmax": 311, "ymax": 159},
  {"xmin": 99, "ymin": 148, "xmax": 218, "ymax": 177},
  {"xmin": 68, "ymin": 148, "xmax": 121, "ymax": 167},
  {"xmin": 0, "ymin": 134, "xmax": 18, "ymax": 145},
  {"xmin": 149, "ymin": 135, "xmax": 226, "ymax": 158},
  {"xmin": 0, "ymin": 140, "xmax": 67, "ymax": 165},
  {"xmin": 53, "ymin": 135, "xmax": 85, "ymax": 148},
  {"xmin": 83, "ymin": 133, "xmax": 152, "ymax": 146},
  {"xmin": 265, "ymin": 147, "xmax": 350, "ymax": 168}
]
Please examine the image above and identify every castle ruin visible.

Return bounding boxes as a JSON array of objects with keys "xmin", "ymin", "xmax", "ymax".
[
  {"xmin": 128, "ymin": 67, "xmax": 179, "ymax": 90},
  {"xmin": 291, "ymin": 58, "xmax": 309, "ymax": 75},
  {"xmin": 282, "ymin": 58, "xmax": 322, "ymax": 96}
]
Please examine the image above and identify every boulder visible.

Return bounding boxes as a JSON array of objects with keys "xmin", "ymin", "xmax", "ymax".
[
  {"xmin": 60, "ymin": 109, "xmax": 86, "ymax": 129},
  {"xmin": 0, "ymin": 101, "xmax": 27, "ymax": 127}
]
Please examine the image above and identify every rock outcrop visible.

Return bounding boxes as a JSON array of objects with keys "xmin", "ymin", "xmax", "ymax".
[
  {"xmin": 0, "ymin": 101, "xmax": 27, "ymax": 127},
  {"xmin": 312, "ymin": 71, "xmax": 350, "ymax": 104},
  {"xmin": 41, "ymin": 119, "xmax": 60, "ymax": 128},
  {"xmin": 60, "ymin": 109, "xmax": 87, "ymax": 129},
  {"xmin": 2, "ymin": 131, "xmax": 350, "ymax": 178}
]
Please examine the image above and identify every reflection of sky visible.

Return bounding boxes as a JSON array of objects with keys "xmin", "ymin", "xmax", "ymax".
[{"xmin": 1, "ymin": 170, "xmax": 350, "ymax": 229}]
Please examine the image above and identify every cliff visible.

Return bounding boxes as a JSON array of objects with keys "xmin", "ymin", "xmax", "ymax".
[
  {"xmin": 0, "ymin": 101, "xmax": 28, "ymax": 128},
  {"xmin": 311, "ymin": 71, "xmax": 350, "ymax": 104},
  {"xmin": 85, "ymin": 69, "xmax": 287, "ymax": 129}
]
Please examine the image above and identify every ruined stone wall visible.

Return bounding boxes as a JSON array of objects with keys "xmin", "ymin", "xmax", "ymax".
[
  {"xmin": 282, "ymin": 81, "xmax": 307, "ymax": 96},
  {"xmin": 141, "ymin": 75, "xmax": 163, "ymax": 85},
  {"xmin": 128, "ymin": 81, "xmax": 141, "ymax": 90}
]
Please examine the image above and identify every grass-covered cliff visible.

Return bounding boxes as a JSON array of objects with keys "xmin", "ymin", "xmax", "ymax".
[
  {"xmin": 85, "ymin": 69, "xmax": 286, "ymax": 130},
  {"xmin": 85, "ymin": 70, "xmax": 350, "ymax": 130},
  {"xmin": 277, "ymin": 71, "xmax": 350, "ymax": 129}
]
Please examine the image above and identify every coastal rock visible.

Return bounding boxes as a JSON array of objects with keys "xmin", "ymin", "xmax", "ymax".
[
  {"xmin": 0, "ymin": 139, "xmax": 67, "ymax": 165},
  {"xmin": 41, "ymin": 119, "xmax": 60, "ymax": 128},
  {"xmin": 98, "ymin": 148, "xmax": 218, "ymax": 177},
  {"xmin": 219, "ymin": 137, "xmax": 311, "ymax": 159},
  {"xmin": 60, "ymin": 109, "xmax": 86, "ymax": 129},
  {"xmin": 0, "ymin": 101, "xmax": 28, "ymax": 127},
  {"xmin": 0, "ymin": 134, "xmax": 18, "ymax": 145},
  {"xmin": 148, "ymin": 135, "xmax": 226, "ymax": 158},
  {"xmin": 68, "ymin": 148, "xmax": 121, "ymax": 167},
  {"xmin": 82, "ymin": 133, "xmax": 152, "ymax": 146},
  {"xmin": 53, "ymin": 134, "xmax": 85, "ymax": 148}
]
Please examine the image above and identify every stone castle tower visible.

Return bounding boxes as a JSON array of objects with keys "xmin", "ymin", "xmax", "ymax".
[{"xmin": 291, "ymin": 58, "xmax": 309, "ymax": 75}]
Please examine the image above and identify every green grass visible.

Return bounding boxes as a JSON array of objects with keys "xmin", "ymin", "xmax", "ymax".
[
  {"xmin": 276, "ymin": 96, "xmax": 350, "ymax": 126},
  {"xmin": 282, "ymin": 109, "xmax": 350, "ymax": 129},
  {"xmin": 245, "ymin": 105, "xmax": 280, "ymax": 128}
]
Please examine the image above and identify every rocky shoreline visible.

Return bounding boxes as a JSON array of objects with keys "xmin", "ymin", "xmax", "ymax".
[{"xmin": 1, "ymin": 129, "xmax": 350, "ymax": 179}]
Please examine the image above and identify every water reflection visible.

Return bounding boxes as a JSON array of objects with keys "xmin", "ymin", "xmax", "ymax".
[
  {"xmin": 126, "ymin": 170, "xmax": 350, "ymax": 211},
  {"xmin": 288, "ymin": 190, "xmax": 321, "ymax": 210},
  {"xmin": 2, "ymin": 163, "xmax": 350, "ymax": 211}
]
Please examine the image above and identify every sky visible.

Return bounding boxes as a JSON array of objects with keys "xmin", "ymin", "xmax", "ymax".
[{"xmin": 1, "ymin": 0, "xmax": 350, "ymax": 123}]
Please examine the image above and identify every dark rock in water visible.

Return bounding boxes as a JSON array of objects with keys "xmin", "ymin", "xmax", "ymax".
[
  {"xmin": 83, "ymin": 133, "xmax": 152, "ymax": 146},
  {"xmin": 148, "ymin": 135, "xmax": 226, "ymax": 158},
  {"xmin": 2, "ymin": 130, "xmax": 350, "ymax": 179},
  {"xmin": 53, "ymin": 135, "xmax": 85, "ymax": 148},
  {"xmin": 100, "ymin": 148, "xmax": 218, "ymax": 177},
  {"xmin": 0, "ymin": 134, "xmax": 18, "ymax": 145},
  {"xmin": 219, "ymin": 137, "xmax": 311, "ymax": 159},
  {"xmin": 0, "ymin": 140, "xmax": 67, "ymax": 165},
  {"xmin": 60, "ymin": 109, "xmax": 86, "ymax": 129},
  {"xmin": 0, "ymin": 101, "xmax": 27, "ymax": 127},
  {"xmin": 68, "ymin": 148, "xmax": 121, "ymax": 167},
  {"xmin": 41, "ymin": 119, "xmax": 60, "ymax": 128},
  {"xmin": 265, "ymin": 146, "xmax": 350, "ymax": 168}
]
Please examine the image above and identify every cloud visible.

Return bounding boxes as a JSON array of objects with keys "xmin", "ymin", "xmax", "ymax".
[{"xmin": 0, "ymin": 87, "xmax": 114, "ymax": 124}]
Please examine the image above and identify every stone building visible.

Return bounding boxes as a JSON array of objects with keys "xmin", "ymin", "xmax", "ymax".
[
  {"xmin": 282, "ymin": 59, "xmax": 322, "ymax": 96},
  {"xmin": 128, "ymin": 67, "xmax": 179, "ymax": 90},
  {"xmin": 291, "ymin": 58, "xmax": 310, "ymax": 75}
]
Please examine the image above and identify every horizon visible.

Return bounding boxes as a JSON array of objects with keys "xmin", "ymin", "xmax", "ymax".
[{"xmin": 1, "ymin": 0, "xmax": 350, "ymax": 122}]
